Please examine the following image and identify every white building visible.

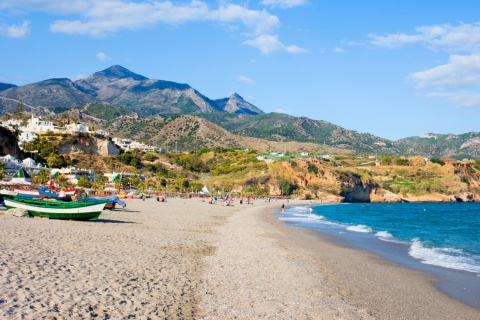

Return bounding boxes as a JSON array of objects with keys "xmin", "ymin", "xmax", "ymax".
[
  {"xmin": 19, "ymin": 131, "xmax": 38, "ymax": 143},
  {"xmin": 66, "ymin": 122, "xmax": 90, "ymax": 133},
  {"xmin": 26, "ymin": 115, "xmax": 57, "ymax": 133},
  {"xmin": 22, "ymin": 157, "xmax": 36, "ymax": 167},
  {"xmin": 94, "ymin": 129, "xmax": 108, "ymax": 135}
]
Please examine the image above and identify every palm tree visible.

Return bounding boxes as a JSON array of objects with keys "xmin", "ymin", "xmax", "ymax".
[
  {"xmin": 47, "ymin": 153, "xmax": 61, "ymax": 168},
  {"xmin": 0, "ymin": 162, "xmax": 5, "ymax": 180},
  {"xmin": 35, "ymin": 169, "xmax": 50, "ymax": 185}
]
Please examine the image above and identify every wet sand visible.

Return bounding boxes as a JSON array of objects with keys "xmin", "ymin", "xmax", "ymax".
[{"xmin": 0, "ymin": 198, "xmax": 478, "ymax": 319}]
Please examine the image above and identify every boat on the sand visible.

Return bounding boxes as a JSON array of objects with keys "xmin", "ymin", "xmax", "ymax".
[
  {"xmin": 80, "ymin": 194, "xmax": 126, "ymax": 210},
  {"xmin": 14, "ymin": 188, "xmax": 39, "ymax": 198},
  {"xmin": 4, "ymin": 196, "xmax": 108, "ymax": 220},
  {"xmin": 38, "ymin": 187, "xmax": 72, "ymax": 201}
]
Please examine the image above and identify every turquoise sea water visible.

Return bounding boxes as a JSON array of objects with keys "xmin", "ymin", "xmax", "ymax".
[
  {"xmin": 279, "ymin": 202, "xmax": 480, "ymax": 308},
  {"xmin": 280, "ymin": 202, "xmax": 480, "ymax": 274}
]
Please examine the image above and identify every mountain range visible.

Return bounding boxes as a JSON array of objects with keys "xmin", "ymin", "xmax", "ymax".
[{"xmin": 0, "ymin": 65, "xmax": 479, "ymax": 159}]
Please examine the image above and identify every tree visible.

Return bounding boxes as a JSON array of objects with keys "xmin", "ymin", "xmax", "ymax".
[
  {"xmin": 144, "ymin": 152, "xmax": 158, "ymax": 162},
  {"xmin": 77, "ymin": 177, "xmax": 93, "ymax": 188},
  {"xmin": 0, "ymin": 162, "xmax": 5, "ymax": 180},
  {"xmin": 91, "ymin": 182, "xmax": 104, "ymax": 191},
  {"xmin": 14, "ymin": 102, "xmax": 24, "ymax": 118},
  {"xmin": 47, "ymin": 153, "xmax": 62, "ymax": 168},
  {"xmin": 99, "ymin": 175, "xmax": 109, "ymax": 185},
  {"xmin": 35, "ymin": 169, "xmax": 50, "ymax": 184},
  {"xmin": 279, "ymin": 178, "xmax": 293, "ymax": 195}
]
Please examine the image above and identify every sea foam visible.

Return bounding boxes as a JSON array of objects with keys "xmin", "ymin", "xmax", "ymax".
[
  {"xmin": 346, "ymin": 225, "xmax": 372, "ymax": 233},
  {"xmin": 409, "ymin": 238, "xmax": 480, "ymax": 273}
]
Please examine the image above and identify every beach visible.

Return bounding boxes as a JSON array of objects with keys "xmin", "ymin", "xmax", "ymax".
[{"xmin": 1, "ymin": 198, "xmax": 479, "ymax": 319}]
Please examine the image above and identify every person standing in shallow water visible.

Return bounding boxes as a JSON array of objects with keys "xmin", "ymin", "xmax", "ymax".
[{"xmin": 281, "ymin": 203, "xmax": 285, "ymax": 213}]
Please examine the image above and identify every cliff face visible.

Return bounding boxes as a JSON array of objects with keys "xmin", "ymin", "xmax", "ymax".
[
  {"xmin": 58, "ymin": 136, "xmax": 121, "ymax": 156},
  {"xmin": 339, "ymin": 172, "xmax": 378, "ymax": 202},
  {"xmin": 0, "ymin": 127, "xmax": 24, "ymax": 159}
]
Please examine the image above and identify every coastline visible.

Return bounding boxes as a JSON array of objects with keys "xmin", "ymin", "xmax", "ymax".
[
  {"xmin": 1, "ymin": 198, "xmax": 478, "ymax": 319},
  {"xmin": 260, "ymin": 204, "xmax": 480, "ymax": 318},
  {"xmin": 200, "ymin": 200, "xmax": 480, "ymax": 319}
]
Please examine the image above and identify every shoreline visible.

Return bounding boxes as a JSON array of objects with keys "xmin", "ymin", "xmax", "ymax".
[
  {"xmin": 278, "ymin": 202, "xmax": 480, "ymax": 309},
  {"xmin": 200, "ymin": 200, "xmax": 479, "ymax": 318},
  {"xmin": 1, "ymin": 198, "xmax": 479, "ymax": 319},
  {"xmin": 261, "ymin": 203, "xmax": 480, "ymax": 318}
]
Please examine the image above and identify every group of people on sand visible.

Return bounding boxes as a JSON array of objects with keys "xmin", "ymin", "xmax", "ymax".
[{"xmin": 156, "ymin": 194, "xmax": 167, "ymax": 202}]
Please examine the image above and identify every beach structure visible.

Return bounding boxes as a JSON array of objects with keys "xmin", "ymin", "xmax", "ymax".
[{"xmin": 10, "ymin": 168, "xmax": 31, "ymax": 184}]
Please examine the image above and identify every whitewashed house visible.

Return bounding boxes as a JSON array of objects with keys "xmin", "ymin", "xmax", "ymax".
[
  {"xmin": 27, "ymin": 116, "xmax": 56, "ymax": 133},
  {"xmin": 19, "ymin": 131, "xmax": 38, "ymax": 143},
  {"xmin": 66, "ymin": 123, "xmax": 90, "ymax": 133},
  {"xmin": 22, "ymin": 157, "xmax": 36, "ymax": 167}
]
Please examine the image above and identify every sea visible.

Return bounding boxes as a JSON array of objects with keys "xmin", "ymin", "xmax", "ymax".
[{"xmin": 278, "ymin": 202, "xmax": 480, "ymax": 308}]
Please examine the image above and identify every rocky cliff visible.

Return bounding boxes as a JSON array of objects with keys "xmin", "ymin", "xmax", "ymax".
[
  {"xmin": 58, "ymin": 136, "xmax": 121, "ymax": 156},
  {"xmin": 0, "ymin": 127, "xmax": 24, "ymax": 159}
]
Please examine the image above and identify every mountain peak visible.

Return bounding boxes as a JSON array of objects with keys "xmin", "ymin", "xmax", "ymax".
[
  {"xmin": 215, "ymin": 93, "xmax": 263, "ymax": 115},
  {"xmin": 95, "ymin": 65, "xmax": 148, "ymax": 81}
]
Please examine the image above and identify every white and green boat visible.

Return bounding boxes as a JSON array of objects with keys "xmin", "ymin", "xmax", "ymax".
[{"xmin": 4, "ymin": 196, "xmax": 108, "ymax": 220}]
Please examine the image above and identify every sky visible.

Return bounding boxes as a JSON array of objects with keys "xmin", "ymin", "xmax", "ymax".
[{"xmin": 1, "ymin": 0, "xmax": 479, "ymax": 141}]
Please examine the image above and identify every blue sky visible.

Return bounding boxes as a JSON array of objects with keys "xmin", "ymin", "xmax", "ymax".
[{"xmin": 1, "ymin": 0, "xmax": 479, "ymax": 140}]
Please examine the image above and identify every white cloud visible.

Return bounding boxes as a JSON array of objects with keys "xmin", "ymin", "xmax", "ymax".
[
  {"xmin": 0, "ymin": 0, "xmax": 90, "ymax": 15},
  {"xmin": 410, "ymin": 54, "xmax": 480, "ymax": 89},
  {"xmin": 0, "ymin": 21, "xmax": 30, "ymax": 38},
  {"xmin": 426, "ymin": 91, "xmax": 480, "ymax": 108},
  {"xmin": 410, "ymin": 54, "xmax": 480, "ymax": 108},
  {"xmin": 2, "ymin": 1, "xmax": 306, "ymax": 55},
  {"xmin": 211, "ymin": 4, "xmax": 280, "ymax": 35},
  {"xmin": 44, "ymin": 1, "xmax": 280, "ymax": 37},
  {"xmin": 261, "ymin": 0, "xmax": 308, "ymax": 9},
  {"xmin": 237, "ymin": 75, "xmax": 254, "ymax": 85},
  {"xmin": 72, "ymin": 74, "xmax": 86, "ymax": 81},
  {"xmin": 275, "ymin": 108, "xmax": 290, "ymax": 114},
  {"xmin": 244, "ymin": 34, "xmax": 307, "ymax": 55},
  {"xmin": 369, "ymin": 21, "xmax": 480, "ymax": 107},
  {"xmin": 369, "ymin": 21, "xmax": 480, "ymax": 52},
  {"xmin": 333, "ymin": 46, "xmax": 344, "ymax": 53},
  {"xmin": 96, "ymin": 52, "xmax": 110, "ymax": 61}
]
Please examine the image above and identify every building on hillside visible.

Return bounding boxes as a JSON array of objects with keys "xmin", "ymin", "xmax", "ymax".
[
  {"xmin": 0, "ymin": 154, "xmax": 23, "ymax": 174},
  {"xmin": 26, "ymin": 115, "xmax": 58, "ymax": 133},
  {"xmin": 66, "ymin": 122, "xmax": 90, "ymax": 133},
  {"xmin": 19, "ymin": 131, "xmax": 38, "ymax": 144},
  {"xmin": 50, "ymin": 167, "xmax": 95, "ymax": 185},
  {"xmin": 94, "ymin": 129, "xmax": 109, "ymax": 135},
  {"xmin": 22, "ymin": 157, "xmax": 36, "ymax": 167}
]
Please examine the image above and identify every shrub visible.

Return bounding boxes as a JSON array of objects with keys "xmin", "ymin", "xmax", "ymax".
[
  {"xmin": 430, "ymin": 158, "xmax": 445, "ymax": 166},
  {"xmin": 307, "ymin": 163, "xmax": 319, "ymax": 174}
]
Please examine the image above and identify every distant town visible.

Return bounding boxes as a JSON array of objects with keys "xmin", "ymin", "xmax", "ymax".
[{"xmin": 0, "ymin": 115, "xmax": 159, "ymax": 186}]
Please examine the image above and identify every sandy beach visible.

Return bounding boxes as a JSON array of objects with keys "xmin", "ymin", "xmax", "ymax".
[{"xmin": 1, "ymin": 197, "xmax": 479, "ymax": 319}]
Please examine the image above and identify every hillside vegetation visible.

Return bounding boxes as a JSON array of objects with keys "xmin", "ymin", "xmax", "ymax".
[{"xmin": 25, "ymin": 132, "xmax": 479, "ymax": 202}]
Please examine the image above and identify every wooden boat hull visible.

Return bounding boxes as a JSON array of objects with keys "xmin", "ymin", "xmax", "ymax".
[
  {"xmin": 14, "ymin": 189, "xmax": 39, "ymax": 198},
  {"xmin": 4, "ymin": 197, "xmax": 107, "ymax": 220}
]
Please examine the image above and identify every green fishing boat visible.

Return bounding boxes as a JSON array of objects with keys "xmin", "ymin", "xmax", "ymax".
[{"xmin": 4, "ymin": 196, "xmax": 108, "ymax": 220}]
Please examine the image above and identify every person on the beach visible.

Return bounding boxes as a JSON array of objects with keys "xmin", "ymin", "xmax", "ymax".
[
  {"xmin": 281, "ymin": 203, "xmax": 285, "ymax": 213},
  {"xmin": 58, "ymin": 188, "xmax": 66, "ymax": 198}
]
